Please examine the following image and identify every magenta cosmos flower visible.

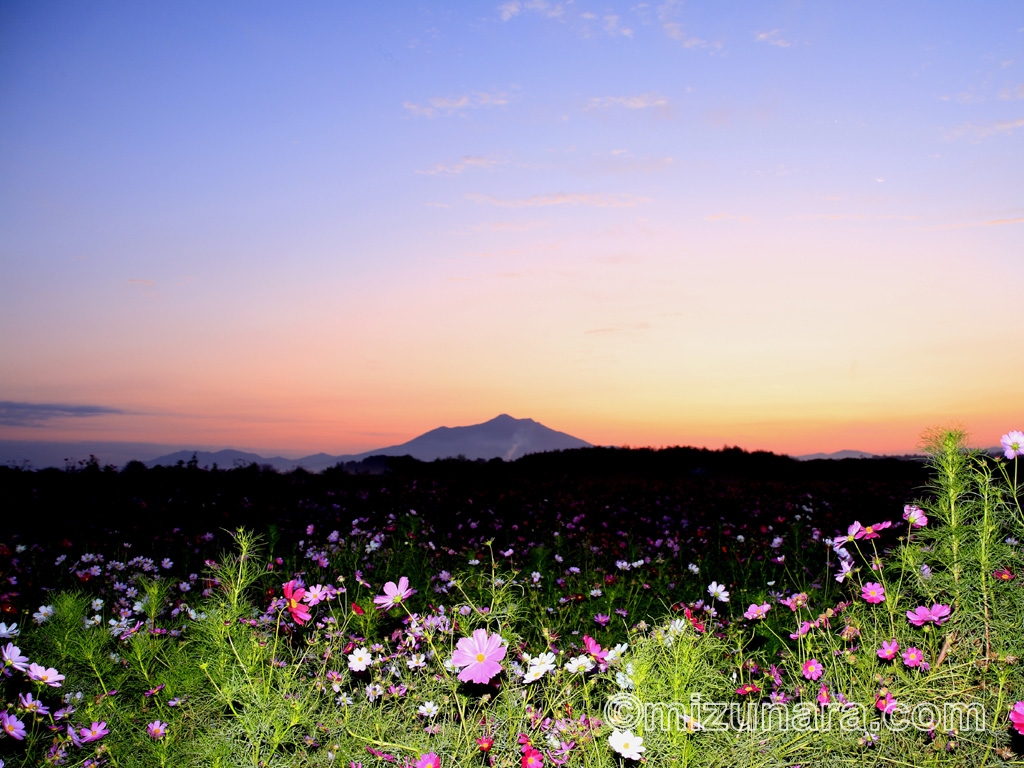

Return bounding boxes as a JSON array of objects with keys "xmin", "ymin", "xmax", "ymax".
[
  {"xmin": 451, "ymin": 628, "xmax": 506, "ymax": 684},
  {"xmin": 414, "ymin": 752, "xmax": 440, "ymax": 768},
  {"xmin": 801, "ymin": 658, "xmax": 824, "ymax": 681},
  {"xmin": 147, "ymin": 721, "xmax": 168, "ymax": 740},
  {"xmin": 373, "ymin": 576, "xmax": 416, "ymax": 610},
  {"xmin": 861, "ymin": 583, "xmax": 885, "ymax": 604},
  {"xmin": 877, "ymin": 639, "xmax": 899, "ymax": 660},
  {"xmin": 1010, "ymin": 701, "xmax": 1024, "ymax": 736},
  {"xmin": 1001, "ymin": 431, "xmax": 1024, "ymax": 460},
  {"xmin": 902, "ymin": 647, "xmax": 924, "ymax": 668},
  {"xmin": 282, "ymin": 581, "xmax": 311, "ymax": 625},
  {"xmin": 907, "ymin": 603, "xmax": 951, "ymax": 627}
]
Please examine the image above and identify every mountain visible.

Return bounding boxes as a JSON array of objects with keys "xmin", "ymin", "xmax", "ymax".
[
  {"xmin": 142, "ymin": 415, "xmax": 591, "ymax": 471},
  {"xmin": 347, "ymin": 414, "xmax": 591, "ymax": 462},
  {"xmin": 795, "ymin": 449, "xmax": 879, "ymax": 461}
]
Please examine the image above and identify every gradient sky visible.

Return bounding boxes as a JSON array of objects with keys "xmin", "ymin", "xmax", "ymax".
[{"xmin": 1, "ymin": 2, "xmax": 1022, "ymax": 458}]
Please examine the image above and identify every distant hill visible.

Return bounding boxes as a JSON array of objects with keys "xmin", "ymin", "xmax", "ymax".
[
  {"xmin": 795, "ymin": 449, "xmax": 878, "ymax": 461},
  {"xmin": 143, "ymin": 415, "xmax": 592, "ymax": 471}
]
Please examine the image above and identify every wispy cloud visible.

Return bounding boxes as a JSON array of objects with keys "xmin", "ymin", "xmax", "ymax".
[
  {"xmin": 466, "ymin": 192, "xmax": 651, "ymax": 208},
  {"xmin": 403, "ymin": 91, "xmax": 510, "ymax": 118},
  {"xmin": 705, "ymin": 213, "xmax": 752, "ymax": 223},
  {"xmin": 416, "ymin": 155, "xmax": 505, "ymax": 176},
  {"xmin": 127, "ymin": 278, "xmax": 154, "ymax": 285},
  {"xmin": 754, "ymin": 29, "xmax": 793, "ymax": 48},
  {"xmin": 0, "ymin": 401, "xmax": 127, "ymax": 427},
  {"xmin": 586, "ymin": 93, "xmax": 669, "ymax": 110},
  {"xmin": 940, "ymin": 216, "xmax": 1024, "ymax": 230},
  {"xmin": 497, "ymin": 0, "xmax": 564, "ymax": 22},
  {"xmin": 658, "ymin": 0, "xmax": 716, "ymax": 48},
  {"xmin": 944, "ymin": 116, "xmax": 1024, "ymax": 141},
  {"xmin": 999, "ymin": 83, "xmax": 1024, "ymax": 100}
]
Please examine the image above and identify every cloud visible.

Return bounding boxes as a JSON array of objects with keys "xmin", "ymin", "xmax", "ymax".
[
  {"xmin": 754, "ymin": 29, "xmax": 793, "ymax": 47},
  {"xmin": 705, "ymin": 213, "xmax": 752, "ymax": 222},
  {"xmin": 658, "ymin": 0, "xmax": 716, "ymax": 48},
  {"xmin": 465, "ymin": 192, "xmax": 651, "ymax": 208},
  {"xmin": 497, "ymin": 0, "xmax": 566, "ymax": 22},
  {"xmin": 940, "ymin": 216, "xmax": 1024, "ymax": 230},
  {"xmin": 999, "ymin": 83, "xmax": 1024, "ymax": 100},
  {"xmin": 0, "ymin": 401, "xmax": 127, "ymax": 427},
  {"xmin": 416, "ymin": 155, "xmax": 505, "ymax": 176},
  {"xmin": 586, "ymin": 93, "xmax": 669, "ymax": 110},
  {"xmin": 944, "ymin": 117, "xmax": 1024, "ymax": 141},
  {"xmin": 403, "ymin": 91, "xmax": 510, "ymax": 118},
  {"xmin": 127, "ymin": 278, "xmax": 154, "ymax": 285}
]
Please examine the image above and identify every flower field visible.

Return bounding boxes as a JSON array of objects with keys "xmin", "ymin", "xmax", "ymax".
[{"xmin": 2, "ymin": 430, "xmax": 1024, "ymax": 767}]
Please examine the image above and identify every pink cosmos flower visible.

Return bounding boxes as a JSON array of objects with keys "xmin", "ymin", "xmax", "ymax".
[
  {"xmin": 902, "ymin": 647, "xmax": 924, "ymax": 668},
  {"xmin": 876, "ymin": 691, "xmax": 897, "ymax": 714},
  {"xmin": 1001, "ymin": 431, "xmax": 1024, "ymax": 460},
  {"xmin": 903, "ymin": 505, "xmax": 927, "ymax": 528},
  {"xmin": 861, "ymin": 583, "xmax": 885, "ymax": 604},
  {"xmin": 415, "ymin": 752, "xmax": 440, "ymax": 768},
  {"xmin": 26, "ymin": 662, "xmax": 65, "ymax": 687},
  {"xmin": 1, "ymin": 642, "xmax": 29, "ymax": 672},
  {"xmin": 744, "ymin": 603, "xmax": 771, "ymax": 620},
  {"xmin": 877, "ymin": 639, "xmax": 899, "ymax": 660},
  {"xmin": 282, "ymin": 581, "xmax": 311, "ymax": 625},
  {"xmin": 1010, "ymin": 701, "xmax": 1024, "ymax": 736},
  {"xmin": 451, "ymin": 628, "xmax": 506, "ymax": 684},
  {"xmin": 583, "ymin": 635, "xmax": 609, "ymax": 668},
  {"xmin": 1, "ymin": 711, "xmax": 26, "ymax": 741},
  {"xmin": 802, "ymin": 658, "xmax": 824, "ymax": 681},
  {"xmin": 79, "ymin": 721, "xmax": 109, "ymax": 743},
  {"xmin": 928, "ymin": 603, "xmax": 951, "ymax": 625},
  {"xmin": 855, "ymin": 521, "xmax": 891, "ymax": 540},
  {"xmin": 373, "ymin": 576, "xmax": 415, "ymax": 610},
  {"xmin": 147, "ymin": 720, "xmax": 168, "ymax": 740},
  {"xmin": 993, "ymin": 568, "xmax": 1015, "ymax": 581},
  {"xmin": 817, "ymin": 684, "xmax": 830, "ymax": 707},
  {"xmin": 736, "ymin": 683, "xmax": 760, "ymax": 695},
  {"xmin": 303, "ymin": 584, "xmax": 328, "ymax": 606}
]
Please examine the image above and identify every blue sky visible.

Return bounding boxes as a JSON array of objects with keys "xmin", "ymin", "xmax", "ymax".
[{"xmin": 1, "ymin": 2, "xmax": 1022, "ymax": 456}]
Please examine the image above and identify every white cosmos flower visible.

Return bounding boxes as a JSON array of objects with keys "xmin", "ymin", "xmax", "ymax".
[
  {"xmin": 608, "ymin": 728, "xmax": 646, "ymax": 760},
  {"xmin": 707, "ymin": 581, "xmax": 730, "ymax": 602},
  {"xmin": 347, "ymin": 647, "xmax": 372, "ymax": 672}
]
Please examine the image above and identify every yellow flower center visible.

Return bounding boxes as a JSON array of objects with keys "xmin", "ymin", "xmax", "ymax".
[{"xmin": 476, "ymin": 652, "xmax": 486, "ymax": 662}]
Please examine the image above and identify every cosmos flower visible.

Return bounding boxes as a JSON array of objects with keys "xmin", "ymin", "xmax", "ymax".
[
  {"xmin": 147, "ymin": 721, "xmax": 168, "ymax": 740},
  {"xmin": 282, "ymin": 581, "xmax": 311, "ymax": 625},
  {"xmin": 450, "ymin": 628, "xmax": 506, "ymax": 684},
  {"xmin": 414, "ymin": 753, "xmax": 440, "ymax": 768},
  {"xmin": 802, "ymin": 658, "xmax": 824, "ymax": 681},
  {"xmin": 861, "ymin": 583, "xmax": 885, "ymax": 604},
  {"xmin": 1001, "ymin": 431, "xmax": 1024, "ymax": 460},
  {"xmin": 903, "ymin": 505, "xmax": 928, "ymax": 528},
  {"xmin": 26, "ymin": 663, "xmax": 65, "ymax": 687},
  {"xmin": 877, "ymin": 639, "xmax": 899, "ymax": 660},
  {"xmin": 1, "ymin": 712, "xmax": 27, "ymax": 741},
  {"xmin": 707, "ymin": 581, "xmax": 730, "ymax": 602},
  {"xmin": 1010, "ymin": 701, "xmax": 1024, "ymax": 736},
  {"xmin": 373, "ymin": 576, "xmax": 416, "ymax": 610},
  {"xmin": 79, "ymin": 721, "xmax": 109, "ymax": 743},
  {"xmin": 608, "ymin": 729, "xmax": 646, "ymax": 760},
  {"xmin": 902, "ymin": 647, "xmax": 924, "ymax": 668},
  {"xmin": 744, "ymin": 603, "xmax": 771, "ymax": 620}
]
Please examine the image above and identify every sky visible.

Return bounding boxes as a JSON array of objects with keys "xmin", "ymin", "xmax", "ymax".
[{"xmin": 1, "ymin": 1, "xmax": 1022, "ymax": 459}]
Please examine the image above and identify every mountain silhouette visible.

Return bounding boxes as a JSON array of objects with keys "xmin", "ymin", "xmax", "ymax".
[{"xmin": 142, "ymin": 415, "xmax": 591, "ymax": 471}]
